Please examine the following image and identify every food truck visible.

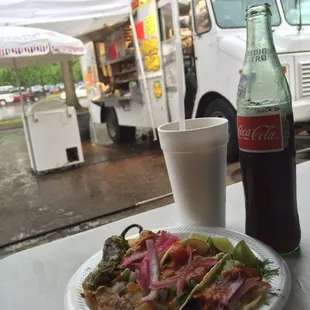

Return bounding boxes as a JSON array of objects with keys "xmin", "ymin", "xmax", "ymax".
[{"xmin": 82, "ymin": 0, "xmax": 310, "ymax": 161}]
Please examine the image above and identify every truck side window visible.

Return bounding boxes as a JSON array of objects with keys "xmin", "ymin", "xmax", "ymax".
[
  {"xmin": 159, "ymin": 3, "xmax": 174, "ymax": 41},
  {"xmin": 193, "ymin": 0, "xmax": 211, "ymax": 33}
]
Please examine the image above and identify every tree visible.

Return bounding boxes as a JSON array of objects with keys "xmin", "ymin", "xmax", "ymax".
[
  {"xmin": 61, "ymin": 60, "xmax": 80, "ymax": 109},
  {"xmin": 72, "ymin": 59, "xmax": 83, "ymax": 82},
  {"xmin": 0, "ymin": 60, "xmax": 82, "ymax": 87}
]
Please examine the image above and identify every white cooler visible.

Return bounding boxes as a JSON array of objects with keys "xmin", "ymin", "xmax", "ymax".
[{"xmin": 25, "ymin": 100, "xmax": 84, "ymax": 173}]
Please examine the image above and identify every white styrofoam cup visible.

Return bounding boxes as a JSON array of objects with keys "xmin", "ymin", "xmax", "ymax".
[{"xmin": 158, "ymin": 118, "xmax": 229, "ymax": 227}]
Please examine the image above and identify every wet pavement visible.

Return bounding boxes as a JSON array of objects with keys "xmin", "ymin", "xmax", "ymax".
[
  {"xmin": 0, "ymin": 126, "xmax": 310, "ymax": 259},
  {"xmin": 0, "ymin": 128, "xmax": 171, "ymax": 248}
]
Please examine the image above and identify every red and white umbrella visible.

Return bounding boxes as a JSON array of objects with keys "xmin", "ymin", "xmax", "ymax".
[
  {"xmin": 0, "ymin": 25, "xmax": 85, "ymax": 116},
  {"xmin": 0, "ymin": 26, "xmax": 85, "ymax": 67}
]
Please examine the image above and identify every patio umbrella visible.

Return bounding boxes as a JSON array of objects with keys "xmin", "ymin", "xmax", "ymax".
[
  {"xmin": 0, "ymin": 25, "xmax": 85, "ymax": 171},
  {"xmin": 0, "ymin": 26, "xmax": 85, "ymax": 112}
]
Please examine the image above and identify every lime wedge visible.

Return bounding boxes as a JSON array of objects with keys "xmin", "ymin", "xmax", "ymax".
[
  {"xmin": 189, "ymin": 233, "xmax": 209, "ymax": 243},
  {"xmin": 181, "ymin": 237, "xmax": 210, "ymax": 256},
  {"xmin": 210, "ymin": 237, "xmax": 234, "ymax": 254},
  {"xmin": 233, "ymin": 240, "xmax": 259, "ymax": 266}
]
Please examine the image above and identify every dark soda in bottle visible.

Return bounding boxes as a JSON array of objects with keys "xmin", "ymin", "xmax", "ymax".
[{"xmin": 236, "ymin": 3, "xmax": 301, "ymax": 254}]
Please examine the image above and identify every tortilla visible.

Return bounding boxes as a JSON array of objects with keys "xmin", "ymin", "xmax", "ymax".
[
  {"xmin": 160, "ymin": 237, "xmax": 213, "ymax": 266},
  {"xmin": 179, "ymin": 254, "xmax": 231, "ymax": 310},
  {"xmin": 179, "ymin": 255, "xmax": 270, "ymax": 310}
]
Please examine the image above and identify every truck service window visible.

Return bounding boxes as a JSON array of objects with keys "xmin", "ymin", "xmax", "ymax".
[
  {"xmin": 281, "ymin": 0, "xmax": 310, "ymax": 25},
  {"xmin": 211, "ymin": 0, "xmax": 281, "ymax": 28},
  {"xmin": 193, "ymin": 0, "xmax": 211, "ymax": 33}
]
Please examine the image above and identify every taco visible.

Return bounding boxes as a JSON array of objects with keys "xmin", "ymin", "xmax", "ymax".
[
  {"xmin": 180, "ymin": 253, "xmax": 272, "ymax": 310},
  {"xmin": 149, "ymin": 237, "xmax": 225, "ymax": 309},
  {"xmin": 160, "ymin": 235, "xmax": 218, "ymax": 266}
]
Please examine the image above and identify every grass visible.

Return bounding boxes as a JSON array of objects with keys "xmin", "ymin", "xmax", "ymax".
[
  {"xmin": 0, "ymin": 118, "xmax": 22, "ymax": 127},
  {"xmin": 46, "ymin": 93, "xmax": 61, "ymax": 99}
]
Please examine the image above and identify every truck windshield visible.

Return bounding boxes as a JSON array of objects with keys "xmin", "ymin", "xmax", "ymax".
[
  {"xmin": 281, "ymin": 0, "xmax": 310, "ymax": 25},
  {"xmin": 211, "ymin": 0, "xmax": 281, "ymax": 28}
]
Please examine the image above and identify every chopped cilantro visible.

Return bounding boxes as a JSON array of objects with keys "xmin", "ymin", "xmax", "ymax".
[
  {"xmin": 175, "ymin": 278, "xmax": 199, "ymax": 309},
  {"xmin": 258, "ymin": 259, "xmax": 280, "ymax": 280}
]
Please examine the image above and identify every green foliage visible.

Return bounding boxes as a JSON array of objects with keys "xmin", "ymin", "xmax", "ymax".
[
  {"xmin": 0, "ymin": 59, "xmax": 82, "ymax": 87},
  {"xmin": 72, "ymin": 59, "xmax": 83, "ymax": 83}
]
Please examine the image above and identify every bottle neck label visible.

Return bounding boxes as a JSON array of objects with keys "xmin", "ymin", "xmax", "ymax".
[
  {"xmin": 247, "ymin": 48, "xmax": 269, "ymax": 63},
  {"xmin": 237, "ymin": 111, "xmax": 283, "ymax": 152}
]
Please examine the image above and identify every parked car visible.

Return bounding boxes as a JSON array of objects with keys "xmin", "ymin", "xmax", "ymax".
[
  {"xmin": 49, "ymin": 86, "xmax": 60, "ymax": 94},
  {"xmin": 60, "ymin": 92, "xmax": 65, "ymax": 100},
  {"xmin": 0, "ymin": 85, "xmax": 14, "ymax": 92},
  {"xmin": 30, "ymin": 85, "xmax": 46, "ymax": 99},
  {"xmin": 77, "ymin": 85, "xmax": 87, "ymax": 97},
  {"xmin": 60, "ymin": 85, "xmax": 87, "ymax": 100},
  {"xmin": 43, "ymin": 84, "xmax": 54, "ymax": 93},
  {"xmin": 10, "ymin": 88, "xmax": 38, "ymax": 103},
  {"xmin": 56, "ymin": 83, "xmax": 65, "ymax": 91},
  {"xmin": 10, "ymin": 88, "xmax": 24, "ymax": 103},
  {"xmin": 0, "ymin": 90, "xmax": 14, "ymax": 106}
]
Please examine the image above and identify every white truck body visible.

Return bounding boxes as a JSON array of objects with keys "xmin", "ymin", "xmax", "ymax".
[
  {"xmin": 193, "ymin": 1, "xmax": 310, "ymax": 124},
  {"xmin": 85, "ymin": 0, "xmax": 310, "ymax": 160},
  {"xmin": 0, "ymin": 91, "xmax": 14, "ymax": 106}
]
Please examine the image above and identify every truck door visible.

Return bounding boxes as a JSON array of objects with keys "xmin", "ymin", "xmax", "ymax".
[{"xmin": 158, "ymin": 0, "xmax": 196, "ymax": 122}]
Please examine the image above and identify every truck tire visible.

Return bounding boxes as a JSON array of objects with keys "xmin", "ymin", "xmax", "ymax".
[
  {"xmin": 106, "ymin": 107, "xmax": 136, "ymax": 143},
  {"xmin": 0, "ymin": 100, "xmax": 7, "ymax": 106},
  {"xmin": 185, "ymin": 75, "xmax": 197, "ymax": 119},
  {"xmin": 204, "ymin": 98, "xmax": 238, "ymax": 162}
]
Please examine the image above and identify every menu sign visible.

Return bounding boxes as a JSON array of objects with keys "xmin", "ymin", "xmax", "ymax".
[
  {"xmin": 131, "ymin": 0, "xmax": 139, "ymax": 10},
  {"xmin": 131, "ymin": 0, "xmax": 151, "ymax": 11}
]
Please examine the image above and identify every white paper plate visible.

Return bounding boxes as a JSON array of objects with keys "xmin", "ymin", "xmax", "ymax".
[{"xmin": 64, "ymin": 226, "xmax": 291, "ymax": 310}]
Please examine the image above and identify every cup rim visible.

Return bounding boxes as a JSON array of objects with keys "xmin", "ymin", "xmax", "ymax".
[{"xmin": 158, "ymin": 117, "xmax": 228, "ymax": 133}]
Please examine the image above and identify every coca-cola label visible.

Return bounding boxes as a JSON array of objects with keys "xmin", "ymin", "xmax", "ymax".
[{"xmin": 237, "ymin": 112, "xmax": 283, "ymax": 152}]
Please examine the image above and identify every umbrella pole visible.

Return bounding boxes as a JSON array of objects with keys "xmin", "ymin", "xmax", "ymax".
[
  {"xmin": 129, "ymin": 13, "xmax": 157, "ymax": 141},
  {"xmin": 171, "ymin": 0, "xmax": 185, "ymax": 130},
  {"xmin": 13, "ymin": 58, "xmax": 37, "ymax": 172}
]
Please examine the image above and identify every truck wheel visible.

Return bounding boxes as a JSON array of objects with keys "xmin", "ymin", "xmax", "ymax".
[
  {"xmin": 185, "ymin": 75, "xmax": 197, "ymax": 119},
  {"xmin": 0, "ymin": 100, "xmax": 7, "ymax": 106},
  {"xmin": 106, "ymin": 108, "xmax": 136, "ymax": 143},
  {"xmin": 204, "ymin": 98, "xmax": 238, "ymax": 162}
]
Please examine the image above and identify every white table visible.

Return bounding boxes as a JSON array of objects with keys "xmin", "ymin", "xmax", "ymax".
[{"xmin": 1, "ymin": 162, "xmax": 310, "ymax": 310}]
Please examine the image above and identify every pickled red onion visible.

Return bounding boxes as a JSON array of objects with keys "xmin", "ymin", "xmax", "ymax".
[
  {"xmin": 122, "ymin": 232, "xmax": 178, "ymax": 268},
  {"xmin": 142, "ymin": 289, "xmax": 158, "ymax": 302},
  {"xmin": 229, "ymin": 277, "xmax": 271, "ymax": 309},
  {"xmin": 156, "ymin": 231, "xmax": 173, "ymax": 247},
  {"xmin": 197, "ymin": 258, "xmax": 217, "ymax": 267},
  {"xmin": 149, "ymin": 278, "xmax": 179, "ymax": 290},
  {"xmin": 157, "ymin": 237, "xmax": 180, "ymax": 255},
  {"xmin": 136, "ymin": 258, "xmax": 150, "ymax": 291},
  {"xmin": 220, "ymin": 274, "xmax": 244, "ymax": 306},
  {"xmin": 122, "ymin": 251, "xmax": 147, "ymax": 268},
  {"xmin": 186, "ymin": 246, "xmax": 193, "ymax": 268},
  {"xmin": 142, "ymin": 239, "xmax": 160, "ymax": 302}
]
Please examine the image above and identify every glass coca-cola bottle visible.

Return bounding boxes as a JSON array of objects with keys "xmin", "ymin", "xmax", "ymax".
[{"xmin": 237, "ymin": 3, "xmax": 301, "ymax": 254}]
